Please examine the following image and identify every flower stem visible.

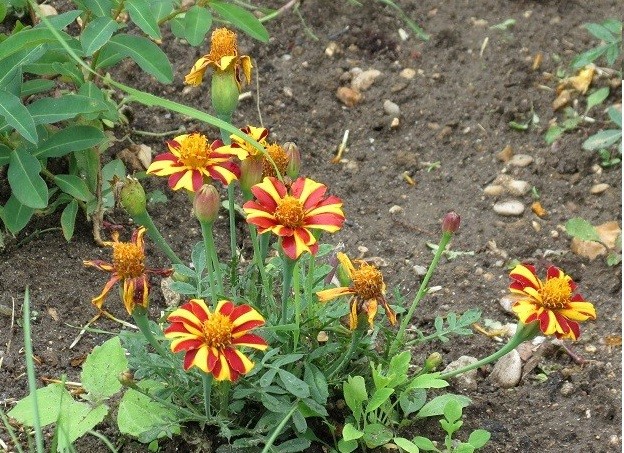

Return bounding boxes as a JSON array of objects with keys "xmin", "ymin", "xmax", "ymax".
[
  {"xmin": 328, "ymin": 326, "xmax": 366, "ymax": 381},
  {"xmin": 132, "ymin": 306, "xmax": 169, "ymax": 357},
  {"xmin": 389, "ymin": 231, "xmax": 452, "ymax": 358},
  {"xmin": 249, "ymin": 226, "xmax": 275, "ymax": 312},
  {"xmin": 200, "ymin": 220, "xmax": 223, "ymax": 297},
  {"xmin": 226, "ymin": 183, "xmax": 239, "ymax": 288},
  {"xmin": 281, "ymin": 254, "xmax": 296, "ymax": 324},
  {"xmin": 439, "ymin": 321, "xmax": 541, "ymax": 380},
  {"xmin": 293, "ymin": 260, "xmax": 301, "ymax": 351},
  {"xmin": 218, "ymin": 381, "xmax": 230, "ymax": 418},
  {"xmin": 261, "ymin": 401, "xmax": 299, "ymax": 453},
  {"xmin": 202, "ymin": 373, "xmax": 212, "ymax": 418},
  {"xmin": 132, "ymin": 211, "xmax": 183, "ymax": 266}
]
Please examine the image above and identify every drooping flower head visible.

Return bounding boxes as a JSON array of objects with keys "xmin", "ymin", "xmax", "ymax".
[
  {"xmin": 164, "ymin": 299, "xmax": 267, "ymax": 381},
  {"xmin": 84, "ymin": 227, "xmax": 172, "ymax": 315},
  {"xmin": 146, "ymin": 133, "xmax": 247, "ymax": 192},
  {"xmin": 509, "ymin": 264, "xmax": 596, "ymax": 340},
  {"xmin": 317, "ymin": 252, "xmax": 397, "ymax": 330},
  {"xmin": 243, "ymin": 177, "xmax": 345, "ymax": 260},
  {"xmin": 185, "ymin": 27, "xmax": 252, "ymax": 90}
]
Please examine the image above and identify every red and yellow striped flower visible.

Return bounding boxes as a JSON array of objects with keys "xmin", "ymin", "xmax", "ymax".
[
  {"xmin": 242, "ymin": 177, "xmax": 345, "ymax": 260},
  {"xmin": 317, "ymin": 252, "xmax": 397, "ymax": 330},
  {"xmin": 164, "ymin": 299, "xmax": 267, "ymax": 381},
  {"xmin": 146, "ymin": 133, "xmax": 246, "ymax": 192},
  {"xmin": 83, "ymin": 227, "xmax": 172, "ymax": 315},
  {"xmin": 509, "ymin": 264, "xmax": 596, "ymax": 340}
]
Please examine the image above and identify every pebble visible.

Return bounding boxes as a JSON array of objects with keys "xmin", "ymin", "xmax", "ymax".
[
  {"xmin": 383, "ymin": 100, "xmax": 400, "ymax": 116},
  {"xmin": 493, "ymin": 200, "xmax": 525, "ymax": 216},
  {"xmin": 413, "ymin": 264, "xmax": 427, "ymax": 276},
  {"xmin": 505, "ymin": 179, "xmax": 531, "ymax": 196},
  {"xmin": 351, "ymin": 69, "xmax": 381, "ymax": 92},
  {"xmin": 497, "ymin": 144, "xmax": 514, "ymax": 162},
  {"xmin": 400, "ymin": 68, "xmax": 416, "ymax": 79},
  {"xmin": 389, "ymin": 205, "xmax": 403, "ymax": 214},
  {"xmin": 489, "ymin": 349, "xmax": 522, "ymax": 388},
  {"xmin": 584, "ymin": 344, "xmax": 597, "ymax": 353},
  {"xmin": 590, "ymin": 183, "xmax": 609, "ymax": 194},
  {"xmin": 336, "ymin": 86, "xmax": 362, "ymax": 107},
  {"xmin": 483, "ymin": 184, "xmax": 504, "ymax": 196},
  {"xmin": 531, "ymin": 220, "xmax": 541, "ymax": 232},
  {"xmin": 499, "ymin": 294, "xmax": 517, "ymax": 313},
  {"xmin": 560, "ymin": 381, "xmax": 575, "ymax": 396},
  {"xmin": 161, "ymin": 277, "xmax": 181, "ymax": 307},
  {"xmin": 390, "ymin": 117, "xmax": 400, "ymax": 129},
  {"xmin": 443, "ymin": 356, "xmax": 479, "ymax": 390},
  {"xmin": 508, "ymin": 154, "xmax": 534, "ymax": 167}
]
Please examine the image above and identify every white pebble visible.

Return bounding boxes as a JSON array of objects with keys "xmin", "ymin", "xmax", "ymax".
[
  {"xmin": 499, "ymin": 294, "xmax": 517, "ymax": 313},
  {"xmin": 560, "ymin": 381, "xmax": 575, "ymax": 396},
  {"xmin": 351, "ymin": 69, "xmax": 381, "ymax": 92},
  {"xmin": 443, "ymin": 356, "xmax": 479, "ymax": 390},
  {"xmin": 483, "ymin": 184, "xmax": 504, "ymax": 196},
  {"xmin": 389, "ymin": 205, "xmax": 403, "ymax": 214},
  {"xmin": 505, "ymin": 179, "xmax": 531, "ymax": 196},
  {"xmin": 508, "ymin": 154, "xmax": 534, "ymax": 167},
  {"xmin": 489, "ymin": 349, "xmax": 522, "ymax": 388},
  {"xmin": 493, "ymin": 200, "xmax": 525, "ymax": 216},
  {"xmin": 590, "ymin": 183, "xmax": 609, "ymax": 194},
  {"xmin": 413, "ymin": 264, "xmax": 427, "ymax": 276},
  {"xmin": 383, "ymin": 99, "xmax": 400, "ymax": 116},
  {"xmin": 400, "ymin": 68, "xmax": 416, "ymax": 79}
]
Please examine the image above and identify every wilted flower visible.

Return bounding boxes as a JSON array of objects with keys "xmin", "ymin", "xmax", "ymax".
[
  {"xmin": 84, "ymin": 227, "xmax": 172, "ymax": 314},
  {"xmin": 164, "ymin": 299, "xmax": 267, "ymax": 381},
  {"xmin": 509, "ymin": 263, "xmax": 596, "ymax": 340},
  {"xmin": 146, "ymin": 133, "xmax": 246, "ymax": 192},
  {"xmin": 317, "ymin": 252, "xmax": 397, "ymax": 330},
  {"xmin": 243, "ymin": 177, "xmax": 345, "ymax": 260}
]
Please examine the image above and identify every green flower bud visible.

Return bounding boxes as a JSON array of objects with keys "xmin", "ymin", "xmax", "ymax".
[
  {"xmin": 424, "ymin": 352, "xmax": 442, "ymax": 372},
  {"xmin": 194, "ymin": 184, "xmax": 220, "ymax": 224},
  {"xmin": 284, "ymin": 142, "xmax": 301, "ymax": 179},
  {"xmin": 120, "ymin": 176, "xmax": 147, "ymax": 217},
  {"xmin": 240, "ymin": 156, "xmax": 264, "ymax": 196},
  {"xmin": 211, "ymin": 70, "xmax": 240, "ymax": 120}
]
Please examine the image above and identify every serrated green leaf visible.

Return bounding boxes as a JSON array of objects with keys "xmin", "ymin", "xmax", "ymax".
[
  {"xmin": 27, "ymin": 94, "xmax": 108, "ymax": 125},
  {"xmin": 277, "ymin": 369, "xmax": 310, "ymax": 398},
  {"xmin": 209, "ymin": 1, "xmax": 269, "ymax": 42},
  {"xmin": 416, "ymin": 394, "xmax": 470, "ymax": 419},
  {"xmin": 81, "ymin": 336, "xmax": 128, "ymax": 400},
  {"xmin": 0, "ymin": 89, "xmax": 37, "ymax": 143},
  {"xmin": 363, "ymin": 423, "xmax": 393, "ymax": 448},
  {"xmin": 96, "ymin": 34, "xmax": 173, "ymax": 83},
  {"xmin": 84, "ymin": 0, "xmax": 113, "ymax": 17},
  {"xmin": 565, "ymin": 218, "xmax": 601, "ymax": 242},
  {"xmin": 61, "ymin": 199, "xmax": 78, "ymax": 241},
  {"xmin": 586, "ymin": 87, "xmax": 609, "ymax": 111},
  {"xmin": 8, "ymin": 148, "xmax": 47, "ymax": 208},
  {"xmin": 34, "ymin": 125, "xmax": 106, "ymax": 158},
  {"xmin": 54, "ymin": 174, "xmax": 94, "ymax": 202},
  {"xmin": 583, "ymin": 129, "xmax": 621, "ymax": 151},
  {"xmin": 342, "ymin": 423, "xmax": 364, "ymax": 441},
  {"xmin": 1, "ymin": 195, "xmax": 34, "ymax": 233},
  {"xmin": 394, "ymin": 437, "xmax": 420, "ymax": 453},
  {"xmin": 468, "ymin": 429, "xmax": 491, "ymax": 448},
  {"xmin": 81, "ymin": 17, "xmax": 119, "ymax": 56},
  {"xmin": 365, "ymin": 387, "xmax": 393, "ymax": 413},
  {"xmin": 21, "ymin": 79, "xmax": 56, "ymax": 97},
  {"xmin": 126, "ymin": 0, "xmax": 161, "ymax": 40},
  {"xmin": 184, "ymin": 6, "xmax": 212, "ymax": 46}
]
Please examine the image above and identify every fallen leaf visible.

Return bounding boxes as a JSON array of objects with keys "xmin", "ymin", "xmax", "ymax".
[
  {"xmin": 594, "ymin": 221, "xmax": 621, "ymax": 248},
  {"xmin": 569, "ymin": 220, "xmax": 621, "ymax": 260},
  {"xmin": 117, "ymin": 144, "xmax": 153, "ymax": 172},
  {"xmin": 552, "ymin": 89, "xmax": 572, "ymax": 110},
  {"xmin": 558, "ymin": 65, "xmax": 595, "ymax": 94}
]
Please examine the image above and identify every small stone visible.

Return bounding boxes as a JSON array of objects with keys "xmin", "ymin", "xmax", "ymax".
[
  {"xmin": 550, "ymin": 230, "xmax": 559, "ymax": 238},
  {"xmin": 493, "ymin": 200, "xmax": 525, "ymax": 216},
  {"xmin": 443, "ymin": 356, "xmax": 479, "ymax": 390},
  {"xmin": 531, "ymin": 220, "xmax": 541, "ymax": 232},
  {"xmin": 483, "ymin": 184, "xmax": 504, "ymax": 196},
  {"xmin": 161, "ymin": 277, "xmax": 181, "ymax": 307},
  {"xmin": 345, "ymin": 160, "xmax": 359, "ymax": 172},
  {"xmin": 413, "ymin": 264, "xmax": 427, "ymax": 276},
  {"xmin": 584, "ymin": 344, "xmax": 597, "ymax": 353},
  {"xmin": 325, "ymin": 42, "xmax": 339, "ymax": 57},
  {"xmin": 499, "ymin": 294, "xmax": 517, "ymax": 313},
  {"xmin": 389, "ymin": 205, "xmax": 403, "ymax": 214},
  {"xmin": 560, "ymin": 381, "xmax": 575, "ymax": 396},
  {"xmin": 383, "ymin": 100, "xmax": 400, "ymax": 116},
  {"xmin": 489, "ymin": 350, "xmax": 522, "ymax": 388},
  {"xmin": 351, "ymin": 69, "xmax": 381, "ymax": 92},
  {"xmin": 336, "ymin": 86, "xmax": 362, "ymax": 107},
  {"xmin": 590, "ymin": 183, "xmax": 609, "ymax": 194},
  {"xmin": 317, "ymin": 331, "xmax": 328, "ymax": 342},
  {"xmin": 482, "ymin": 272, "xmax": 495, "ymax": 282},
  {"xmin": 508, "ymin": 154, "xmax": 534, "ymax": 167},
  {"xmin": 497, "ymin": 145, "xmax": 514, "ymax": 162},
  {"xmin": 390, "ymin": 82, "xmax": 408, "ymax": 93},
  {"xmin": 390, "ymin": 117, "xmax": 400, "ymax": 129},
  {"xmin": 398, "ymin": 28, "xmax": 409, "ymax": 41},
  {"xmin": 40, "ymin": 349, "xmax": 59, "ymax": 367},
  {"xmin": 505, "ymin": 179, "xmax": 531, "ymax": 196},
  {"xmin": 531, "ymin": 201, "xmax": 548, "ymax": 218},
  {"xmin": 400, "ymin": 68, "xmax": 416, "ymax": 79}
]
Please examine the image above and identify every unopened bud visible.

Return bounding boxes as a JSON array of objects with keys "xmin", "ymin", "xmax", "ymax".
[
  {"xmin": 119, "ymin": 370, "xmax": 136, "ymax": 387},
  {"xmin": 193, "ymin": 184, "xmax": 220, "ymax": 224},
  {"xmin": 441, "ymin": 211, "xmax": 460, "ymax": 233},
  {"xmin": 240, "ymin": 156, "xmax": 264, "ymax": 195},
  {"xmin": 211, "ymin": 70, "xmax": 240, "ymax": 119},
  {"xmin": 424, "ymin": 352, "xmax": 442, "ymax": 372},
  {"xmin": 283, "ymin": 142, "xmax": 301, "ymax": 179},
  {"xmin": 120, "ymin": 176, "xmax": 147, "ymax": 217}
]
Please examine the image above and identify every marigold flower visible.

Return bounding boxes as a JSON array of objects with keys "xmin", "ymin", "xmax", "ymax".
[
  {"xmin": 509, "ymin": 264, "xmax": 596, "ymax": 340},
  {"xmin": 262, "ymin": 143, "xmax": 290, "ymax": 178},
  {"xmin": 243, "ymin": 177, "xmax": 345, "ymax": 260},
  {"xmin": 222, "ymin": 125, "xmax": 270, "ymax": 159},
  {"xmin": 317, "ymin": 253, "xmax": 397, "ymax": 330},
  {"xmin": 83, "ymin": 227, "xmax": 172, "ymax": 315},
  {"xmin": 146, "ymin": 133, "xmax": 246, "ymax": 192},
  {"xmin": 164, "ymin": 299, "xmax": 267, "ymax": 381},
  {"xmin": 185, "ymin": 27, "xmax": 252, "ymax": 90}
]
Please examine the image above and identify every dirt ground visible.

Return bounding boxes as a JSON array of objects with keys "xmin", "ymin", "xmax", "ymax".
[{"xmin": 0, "ymin": 0, "xmax": 622, "ymax": 452}]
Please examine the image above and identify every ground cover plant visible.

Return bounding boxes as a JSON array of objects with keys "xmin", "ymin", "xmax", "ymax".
[{"xmin": 0, "ymin": 1, "xmax": 621, "ymax": 452}]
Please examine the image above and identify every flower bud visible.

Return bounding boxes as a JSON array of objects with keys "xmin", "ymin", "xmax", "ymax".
[
  {"xmin": 211, "ymin": 70, "xmax": 240, "ymax": 120},
  {"xmin": 119, "ymin": 370, "xmax": 136, "ymax": 388},
  {"xmin": 283, "ymin": 142, "xmax": 301, "ymax": 179},
  {"xmin": 120, "ymin": 176, "xmax": 147, "ymax": 217},
  {"xmin": 194, "ymin": 184, "xmax": 220, "ymax": 224},
  {"xmin": 441, "ymin": 211, "xmax": 460, "ymax": 233},
  {"xmin": 423, "ymin": 352, "xmax": 442, "ymax": 372},
  {"xmin": 240, "ymin": 156, "xmax": 264, "ymax": 195}
]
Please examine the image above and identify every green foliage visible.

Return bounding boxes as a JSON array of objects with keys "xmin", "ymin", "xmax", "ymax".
[{"xmin": 571, "ymin": 20, "xmax": 622, "ymax": 69}]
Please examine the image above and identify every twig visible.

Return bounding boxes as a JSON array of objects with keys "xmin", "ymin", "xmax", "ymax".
[{"xmin": 259, "ymin": 0, "xmax": 300, "ymax": 23}]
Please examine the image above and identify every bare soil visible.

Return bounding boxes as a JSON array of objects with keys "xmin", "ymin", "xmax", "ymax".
[{"xmin": 1, "ymin": 1, "xmax": 622, "ymax": 452}]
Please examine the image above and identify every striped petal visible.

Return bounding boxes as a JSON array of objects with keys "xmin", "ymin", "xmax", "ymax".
[
  {"xmin": 231, "ymin": 333, "xmax": 268, "ymax": 349},
  {"xmin": 316, "ymin": 286, "xmax": 354, "ymax": 302},
  {"xmin": 83, "ymin": 259, "xmax": 115, "ymax": 272},
  {"xmin": 509, "ymin": 264, "xmax": 542, "ymax": 291},
  {"xmin": 91, "ymin": 275, "xmax": 121, "ymax": 309}
]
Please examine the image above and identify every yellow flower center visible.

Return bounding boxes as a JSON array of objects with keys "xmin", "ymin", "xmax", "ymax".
[
  {"xmin": 263, "ymin": 143, "xmax": 289, "ymax": 177},
  {"xmin": 275, "ymin": 196, "xmax": 305, "ymax": 228},
  {"xmin": 112, "ymin": 242, "xmax": 145, "ymax": 279},
  {"xmin": 351, "ymin": 263, "xmax": 384, "ymax": 300},
  {"xmin": 539, "ymin": 276, "xmax": 572, "ymax": 309},
  {"xmin": 179, "ymin": 133, "xmax": 210, "ymax": 169},
  {"xmin": 208, "ymin": 28, "xmax": 238, "ymax": 64},
  {"xmin": 202, "ymin": 312, "xmax": 233, "ymax": 349}
]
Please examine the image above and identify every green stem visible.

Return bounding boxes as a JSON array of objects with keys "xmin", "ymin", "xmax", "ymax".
[
  {"xmin": 218, "ymin": 381, "xmax": 231, "ymax": 418},
  {"xmin": 227, "ymin": 183, "xmax": 239, "ymax": 289},
  {"xmin": 261, "ymin": 401, "xmax": 299, "ymax": 453},
  {"xmin": 281, "ymin": 254, "xmax": 296, "ymax": 324},
  {"xmin": 327, "ymin": 326, "xmax": 365, "ymax": 381},
  {"xmin": 202, "ymin": 373, "xmax": 212, "ymax": 418},
  {"xmin": 439, "ymin": 321, "xmax": 541, "ymax": 380},
  {"xmin": 132, "ymin": 211, "xmax": 183, "ymax": 266},
  {"xmin": 132, "ymin": 306, "xmax": 169, "ymax": 357},
  {"xmin": 200, "ymin": 220, "xmax": 223, "ymax": 297},
  {"xmin": 292, "ymin": 260, "xmax": 301, "ymax": 351},
  {"xmin": 389, "ymin": 231, "xmax": 452, "ymax": 357},
  {"xmin": 249, "ymin": 226, "xmax": 275, "ymax": 311}
]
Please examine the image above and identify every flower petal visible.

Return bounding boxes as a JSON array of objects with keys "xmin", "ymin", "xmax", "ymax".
[{"xmin": 316, "ymin": 286, "xmax": 354, "ymax": 302}]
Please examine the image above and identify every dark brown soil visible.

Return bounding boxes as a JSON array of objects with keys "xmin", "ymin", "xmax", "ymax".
[{"xmin": 1, "ymin": 1, "xmax": 621, "ymax": 452}]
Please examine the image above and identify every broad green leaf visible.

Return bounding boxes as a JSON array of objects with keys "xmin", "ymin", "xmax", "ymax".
[
  {"xmin": 54, "ymin": 174, "xmax": 94, "ymax": 202},
  {"xmin": 277, "ymin": 369, "xmax": 310, "ymax": 398},
  {"xmin": 1, "ymin": 195, "xmax": 34, "ymax": 233},
  {"xmin": 582, "ymin": 129, "xmax": 621, "ymax": 151},
  {"xmin": 169, "ymin": 17, "xmax": 185, "ymax": 40},
  {"xmin": 81, "ymin": 17, "xmax": 119, "ymax": 56},
  {"xmin": 61, "ymin": 199, "xmax": 78, "ymax": 241},
  {"xmin": 96, "ymin": 34, "xmax": 173, "ymax": 83},
  {"xmin": 34, "ymin": 9, "xmax": 82, "ymax": 29},
  {"xmin": 150, "ymin": 0, "xmax": 174, "ymax": 21},
  {"xmin": 0, "ymin": 28, "xmax": 74, "ymax": 61},
  {"xmin": 184, "ymin": 6, "xmax": 212, "ymax": 46},
  {"xmin": 365, "ymin": 388, "xmax": 394, "ymax": 413},
  {"xmin": 608, "ymin": 106, "xmax": 622, "ymax": 128},
  {"xmin": 342, "ymin": 423, "xmax": 364, "ymax": 441},
  {"xmin": 601, "ymin": 19, "xmax": 622, "ymax": 35},
  {"xmin": 409, "ymin": 373, "xmax": 449, "ymax": 389},
  {"xmin": 275, "ymin": 438, "xmax": 311, "ymax": 453},
  {"xmin": 337, "ymin": 439, "xmax": 359, "ymax": 453},
  {"xmin": 83, "ymin": 0, "xmax": 113, "ymax": 17},
  {"xmin": 300, "ymin": 397, "xmax": 328, "ymax": 417},
  {"xmin": 126, "ymin": 0, "xmax": 162, "ymax": 40},
  {"xmin": 399, "ymin": 388, "xmax": 426, "ymax": 417},
  {"xmin": 0, "ymin": 67, "xmax": 21, "ymax": 96},
  {"xmin": 0, "ymin": 90, "xmax": 37, "ymax": 143},
  {"xmin": 411, "ymin": 436, "xmax": 438, "ymax": 451},
  {"xmin": 21, "ymin": 79, "xmax": 56, "ymax": 96},
  {"xmin": 585, "ymin": 23, "xmax": 616, "ymax": 42},
  {"xmin": 443, "ymin": 399, "xmax": 462, "ymax": 423},
  {"xmin": 586, "ymin": 87, "xmax": 609, "ymax": 112},
  {"xmin": 416, "ymin": 394, "xmax": 471, "ymax": 419},
  {"xmin": 209, "ymin": 1, "xmax": 269, "ymax": 42},
  {"xmin": 81, "ymin": 337, "xmax": 128, "ymax": 400},
  {"xmin": 0, "ymin": 144, "xmax": 10, "ymax": 165},
  {"xmin": 544, "ymin": 124, "xmax": 564, "ymax": 145},
  {"xmin": 8, "ymin": 148, "xmax": 47, "ymax": 208},
  {"xmin": 393, "ymin": 437, "xmax": 420, "ymax": 453},
  {"xmin": 304, "ymin": 362, "xmax": 329, "ymax": 404},
  {"xmin": 0, "ymin": 44, "xmax": 47, "ymax": 89},
  {"xmin": 0, "ymin": 3, "xmax": 6, "ymax": 22},
  {"xmin": 363, "ymin": 423, "xmax": 393, "ymax": 448},
  {"xmin": 34, "ymin": 125, "xmax": 106, "ymax": 158},
  {"xmin": 468, "ymin": 429, "xmax": 491, "ymax": 448},
  {"xmin": 565, "ymin": 218, "xmax": 601, "ymax": 242},
  {"xmin": 27, "ymin": 95, "xmax": 108, "ymax": 125}
]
